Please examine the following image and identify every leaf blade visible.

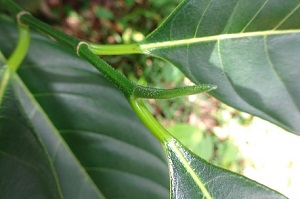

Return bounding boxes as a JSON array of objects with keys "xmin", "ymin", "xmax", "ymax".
[
  {"xmin": 166, "ymin": 138, "xmax": 287, "ymax": 199},
  {"xmin": 0, "ymin": 83, "xmax": 63, "ymax": 199},
  {"xmin": 14, "ymin": 76, "xmax": 105, "ymax": 199},
  {"xmin": 141, "ymin": 0, "xmax": 300, "ymax": 134}
]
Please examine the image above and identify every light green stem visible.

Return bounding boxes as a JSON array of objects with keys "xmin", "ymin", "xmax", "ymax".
[
  {"xmin": 0, "ymin": 25, "xmax": 30, "ymax": 105},
  {"xmin": 88, "ymin": 43, "xmax": 142, "ymax": 55},
  {"xmin": 128, "ymin": 97, "xmax": 172, "ymax": 143},
  {"xmin": 6, "ymin": 26, "xmax": 30, "ymax": 72}
]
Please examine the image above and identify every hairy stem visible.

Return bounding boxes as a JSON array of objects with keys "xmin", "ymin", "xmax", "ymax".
[
  {"xmin": 78, "ymin": 44, "xmax": 135, "ymax": 96},
  {"xmin": 133, "ymin": 84, "xmax": 216, "ymax": 99}
]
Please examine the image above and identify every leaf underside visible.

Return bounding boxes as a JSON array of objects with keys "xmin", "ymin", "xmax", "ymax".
[{"xmin": 142, "ymin": 0, "xmax": 300, "ymax": 134}]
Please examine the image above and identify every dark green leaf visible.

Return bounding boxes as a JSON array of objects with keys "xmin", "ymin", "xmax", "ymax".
[
  {"xmin": 141, "ymin": 0, "xmax": 300, "ymax": 134},
  {"xmin": 166, "ymin": 138, "xmax": 287, "ymax": 199},
  {"xmin": 0, "ymin": 83, "xmax": 62, "ymax": 199},
  {"xmin": 14, "ymin": 77, "xmax": 105, "ymax": 199},
  {"xmin": 0, "ymin": 18, "xmax": 169, "ymax": 199}
]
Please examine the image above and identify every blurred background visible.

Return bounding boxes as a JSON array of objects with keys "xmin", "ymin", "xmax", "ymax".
[{"xmin": 17, "ymin": 0, "xmax": 300, "ymax": 198}]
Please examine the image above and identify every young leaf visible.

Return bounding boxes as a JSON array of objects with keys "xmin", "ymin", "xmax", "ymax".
[
  {"xmin": 166, "ymin": 138, "xmax": 287, "ymax": 199},
  {"xmin": 0, "ymin": 18, "xmax": 169, "ymax": 199},
  {"xmin": 141, "ymin": 0, "xmax": 300, "ymax": 134}
]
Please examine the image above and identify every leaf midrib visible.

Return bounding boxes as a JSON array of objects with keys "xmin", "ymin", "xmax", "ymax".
[{"xmin": 141, "ymin": 29, "xmax": 300, "ymax": 51}]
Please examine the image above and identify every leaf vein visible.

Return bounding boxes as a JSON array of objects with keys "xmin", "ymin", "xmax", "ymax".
[
  {"xmin": 273, "ymin": 2, "xmax": 300, "ymax": 30},
  {"xmin": 186, "ymin": 44, "xmax": 199, "ymax": 83},
  {"xmin": 169, "ymin": 139, "xmax": 213, "ymax": 199},
  {"xmin": 216, "ymin": 39, "xmax": 283, "ymax": 127},
  {"xmin": 263, "ymin": 35, "xmax": 300, "ymax": 112},
  {"xmin": 0, "ymin": 150, "xmax": 40, "ymax": 170},
  {"xmin": 240, "ymin": 0, "xmax": 270, "ymax": 33},
  {"xmin": 140, "ymin": 30, "xmax": 300, "ymax": 51},
  {"xmin": 194, "ymin": 0, "xmax": 213, "ymax": 37}
]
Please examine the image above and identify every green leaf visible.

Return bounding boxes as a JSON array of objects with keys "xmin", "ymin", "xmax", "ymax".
[
  {"xmin": 14, "ymin": 77, "xmax": 105, "ymax": 199},
  {"xmin": 166, "ymin": 138, "xmax": 287, "ymax": 199},
  {"xmin": 0, "ymin": 83, "xmax": 62, "ymax": 198},
  {"xmin": 0, "ymin": 18, "xmax": 169, "ymax": 199},
  {"xmin": 141, "ymin": 0, "xmax": 300, "ymax": 134}
]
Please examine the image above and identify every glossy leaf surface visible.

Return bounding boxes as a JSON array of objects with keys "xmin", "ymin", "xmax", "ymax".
[
  {"xmin": 0, "ymin": 18, "xmax": 169, "ymax": 199},
  {"xmin": 166, "ymin": 138, "xmax": 287, "ymax": 199},
  {"xmin": 141, "ymin": 0, "xmax": 300, "ymax": 134}
]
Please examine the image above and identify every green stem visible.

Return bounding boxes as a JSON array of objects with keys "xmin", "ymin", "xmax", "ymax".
[
  {"xmin": 6, "ymin": 26, "xmax": 30, "ymax": 72},
  {"xmin": 128, "ymin": 97, "xmax": 172, "ymax": 143},
  {"xmin": 0, "ymin": 25, "xmax": 30, "ymax": 105},
  {"xmin": 78, "ymin": 44, "xmax": 135, "ymax": 96},
  {"xmin": 88, "ymin": 43, "xmax": 142, "ymax": 55}
]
